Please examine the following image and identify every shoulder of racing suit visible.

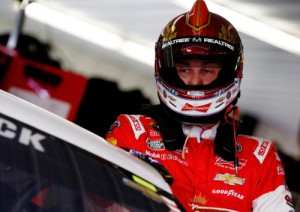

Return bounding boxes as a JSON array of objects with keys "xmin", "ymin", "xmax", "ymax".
[{"xmin": 237, "ymin": 134, "xmax": 277, "ymax": 164}]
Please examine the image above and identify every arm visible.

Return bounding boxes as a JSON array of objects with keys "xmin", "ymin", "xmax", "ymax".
[
  {"xmin": 252, "ymin": 142, "xmax": 295, "ymax": 212},
  {"xmin": 106, "ymin": 114, "xmax": 173, "ymax": 185},
  {"xmin": 106, "ymin": 114, "xmax": 146, "ymax": 149}
]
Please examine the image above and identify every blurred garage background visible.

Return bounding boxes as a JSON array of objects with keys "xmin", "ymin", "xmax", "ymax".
[{"xmin": 0, "ymin": 0, "xmax": 300, "ymax": 196}]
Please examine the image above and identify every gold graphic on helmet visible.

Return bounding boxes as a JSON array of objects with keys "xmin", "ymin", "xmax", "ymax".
[
  {"xmin": 163, "ymin": 24, "xmax": 177, "ymax": 41},
  {"xmin": 185, "ymin": 0, "xmax": 211, "ymax": 34},
  {"xmin": 186, "ymin": 13, "xmax": 211, "ymax": 34},
  {"xmin": 219, "ymin": 24, "xmax": 238, "ymax": 45}
]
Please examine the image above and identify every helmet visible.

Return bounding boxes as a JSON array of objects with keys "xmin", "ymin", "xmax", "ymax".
[{"xmin": 155, "ymin": 0, "xmax": 244, "ymax": 124}]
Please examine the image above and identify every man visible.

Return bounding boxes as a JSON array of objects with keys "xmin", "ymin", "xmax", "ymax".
[{"xmin": 106, "ymin": 0, "xmax": 295, "ymax": 211}]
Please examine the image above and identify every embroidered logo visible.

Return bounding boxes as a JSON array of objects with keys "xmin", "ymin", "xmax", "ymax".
[
  {"xmin": 107, "ymin": 121, "xmax": 120, "ymax": 133},
  {"xmin": 277, "ymin": 165, "xmax": 285, "ymax": 175},
  {"xmin": 126, "ymin": 115, "xmax": 146, "ymax": 140},
  {"xmin": 214, "ymin": 173, "xmax": 245, "ymax": 186},
  {"xmin": 215, "ymin": 157, "xmax": 247, "ymax": 171},
  {"xmin": 253, "ymin": 138, "xmax": 272, "ymax": 164},
  {"xmin": 146, "ymin": 139, "xmax": 165, "ymax": 150},
  {"xmin": 192, "ymin": 192, "xmax": 209, "ymax": 205},
  {"xmin": 212, "ymin": 189, "xmax": 244, "ymax": 200},
  {"xmin": 145, "ymin": 150, "xmax": 188, "ymax": 166},
  {"xmin": 106, "ymin": 137, "xmax": 117, "ymax": 145}
]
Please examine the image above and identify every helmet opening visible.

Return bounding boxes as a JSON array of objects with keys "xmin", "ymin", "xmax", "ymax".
[{"xmin": 157, "ymin": 39, "xmax": 239, "ymax": 91}]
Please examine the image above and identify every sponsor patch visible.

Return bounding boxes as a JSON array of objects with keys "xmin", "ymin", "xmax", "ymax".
[
  {"xmin": 212, "ymin": 189, "xmax": 244, "ymax": 200},
  {"xmin": 277, "ymin": 165, "xmax": 285, "ymax": 175},
  {"xmin": 181, "ymin": 103, "xmax": 211, "ymax": 113},
  {"xmin": 226, "ymin": 91, "xmax": 231, "ymax": 99},
  {"xmin": 214, "ymin": 157, "xmax": 247, "ymax": 171},
  {"xmin": 149, "ymin": 130, "xmax": 160, "ymax": 137},
  {"xmin": 214, "ymin": 173, "xmax": 245, "ymax": 186},
  {"xmin": 168, "ymin": 95, "xmax": 176, "ymax": 101},
  {"xmin": 192, "ymin": 192, "xmax": 209, "ymax": 205},
  {"xmin": 253, "ymin": 138, "xmax": 272, "ymax": 164},
  {"xmin": 126, "ymin": 115, "xmax": 146, "ymax": 140},
  {"xmin": 146, "ymin": 139, "xmax": 165, "ymax": 150},
  {"xmin": 216, "ymin": 96, "xmax": 225, "ymax": 103},
  {"xmin": 145, "ymin": 150, "xmax": 188, "ymax": 166},
  {"xmin": 107, "ymin": 121, "xmax": 120, "ymax": 133},
  {"xmin": 285, "ymin": 194, "xmax": 294, "ymax": 208},
  {"xmin": 106, "ymin": 136, "xmax": 117, "ymax": 145}
]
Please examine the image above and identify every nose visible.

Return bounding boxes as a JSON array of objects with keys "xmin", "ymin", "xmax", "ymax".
[{"xmin": 188, "ymin": 72, "xmax": 205, "ymax": 85}]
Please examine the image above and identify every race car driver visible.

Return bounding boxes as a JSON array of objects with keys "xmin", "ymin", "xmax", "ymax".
[{"xmin": 106, "ymin": 0, "xmax": 295, "ymax": 211}]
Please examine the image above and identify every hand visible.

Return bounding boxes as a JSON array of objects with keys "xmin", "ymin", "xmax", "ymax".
[{"xmin": 123, "ymin": 148, "xmax": 173, "ymax": 185}]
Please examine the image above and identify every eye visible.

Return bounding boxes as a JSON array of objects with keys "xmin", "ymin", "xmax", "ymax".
[
  {"xmin": 201, "ymin": 63, "xmax": 222, "ymax": 73},
  {"xmin": 202, "ymin": 68, "xmax": 215, "ymax": 74},
  {"xmin": 176, "ymin": 64, "xmax": 189, "ymax": 72},
  {"xmin": 178, "ymin": 67, "xmax": 189, "ymax": 73}
]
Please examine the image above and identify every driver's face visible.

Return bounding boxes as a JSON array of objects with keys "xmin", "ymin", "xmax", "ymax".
[{"xmin": 175, "ymin": 59, "xmax": 222, "ymax": 86}]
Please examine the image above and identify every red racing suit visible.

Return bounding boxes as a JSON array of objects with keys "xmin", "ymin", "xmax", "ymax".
[{"xmin": 106, "ymin": 114, "xmax": 295, "ymax": 212}]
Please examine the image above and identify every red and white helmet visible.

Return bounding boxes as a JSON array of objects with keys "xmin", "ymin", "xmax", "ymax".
[{"xmin": 155, "ymin": 0, "xmax": 244, "ymax": 124}]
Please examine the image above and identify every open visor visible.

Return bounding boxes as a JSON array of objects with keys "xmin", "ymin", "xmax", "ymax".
[{"xmin": 157, "ymin": 37, "xmax": 240, "ymax": 90}]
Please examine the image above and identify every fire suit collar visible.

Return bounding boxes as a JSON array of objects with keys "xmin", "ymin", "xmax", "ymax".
[{"xmin": 182, "ymin": 122, "xmax": 219, "ymax": 143}]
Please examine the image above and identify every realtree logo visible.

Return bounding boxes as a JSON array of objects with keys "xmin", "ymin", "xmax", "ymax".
[{"xmin": 181, "ymin": 103, "xmax": 211, "ymax": 112}]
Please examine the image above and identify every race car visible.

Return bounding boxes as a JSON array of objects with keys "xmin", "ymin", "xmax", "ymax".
[{"xmin": 0, "ymin": 89, "xmax": 184, "ymax": 211}]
